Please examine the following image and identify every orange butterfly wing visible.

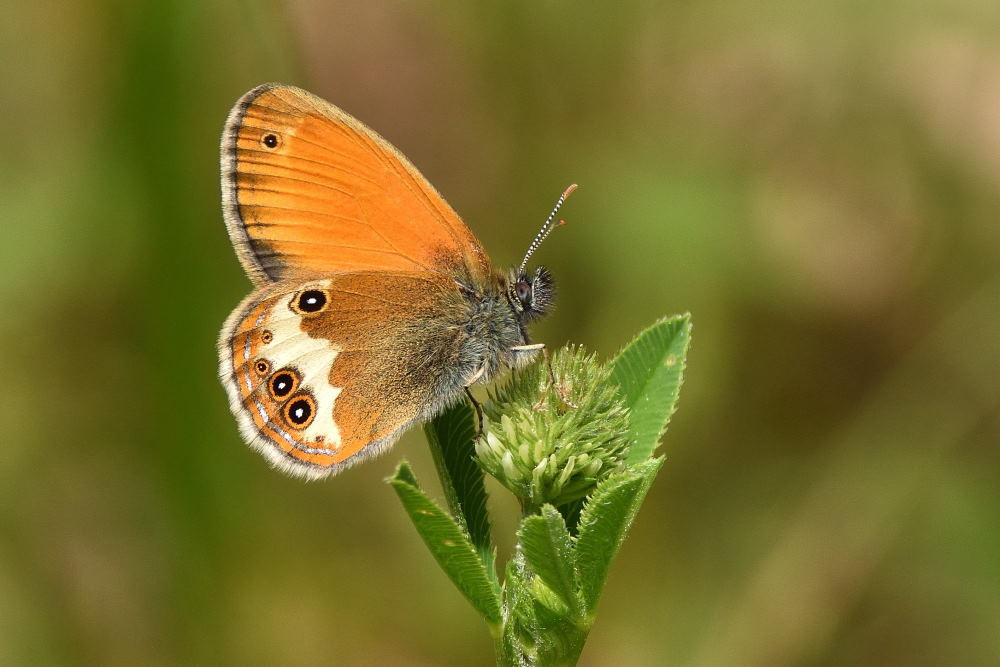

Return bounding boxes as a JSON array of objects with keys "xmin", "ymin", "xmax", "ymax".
[
  {"xmin": 219, "ymin": 271, "xmax": 478, "ymax": 479},
  {"xmin": 221, "ymin": 83, "xmax": 492, "ymax": 286}
]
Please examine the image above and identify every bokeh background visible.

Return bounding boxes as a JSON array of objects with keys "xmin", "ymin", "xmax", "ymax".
[{"xmin": 3, "ymin": 1, "xmax": 999, "ymax": 664}]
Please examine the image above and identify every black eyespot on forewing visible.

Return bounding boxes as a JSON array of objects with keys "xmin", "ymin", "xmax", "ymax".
[
  {"xmin": 291, "ymin": 289, "xmax": 328, "ymax": 315},
  {"xmin": 284, "ymin": 394, "xmax": 316, "ymax": 429},
  {"xmin": 261, "ymin": 132, "xmax": 280, "ymax": 149},
  {"xmin": 269, "ymin": 369, "xmax": 299, "ymax": 399}
]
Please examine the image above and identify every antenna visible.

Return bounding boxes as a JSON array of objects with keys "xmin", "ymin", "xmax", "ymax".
[{"xmin": 518, "ymin": 184, "xmax": 577, "ymax": 275}]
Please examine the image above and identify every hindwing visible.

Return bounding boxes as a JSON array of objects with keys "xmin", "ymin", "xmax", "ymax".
[{"xmin": 218, "ymin": 271, "xmax": 471, "ymax": 478}]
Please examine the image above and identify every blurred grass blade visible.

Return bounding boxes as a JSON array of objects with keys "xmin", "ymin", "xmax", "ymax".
[
  {"xmin": 518, "ymin": 505, "xmax": 584, "ymax": 622},
  {"xmin": 609, "ymin": 314, "xmax": 691, "ymax": 463},
  {"xmin": 424, "ymin": 401, "xmax": 496, "ymax": 579},
  {"xmin": 388, "ymin": 461, "xmax": 502, "ymax": 628},
  {"xmin": 575, "ymin": 458, "xmax": 663, "ymax": 613}
]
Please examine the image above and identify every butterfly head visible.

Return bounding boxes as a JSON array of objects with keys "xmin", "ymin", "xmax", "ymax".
[
  {"xmin": 507, "ymin": 183, "xmax": 576, "ymax": 324},
  {"xmin": 508, "ymin": 265, "xmax": 554, "ymax": 323}
]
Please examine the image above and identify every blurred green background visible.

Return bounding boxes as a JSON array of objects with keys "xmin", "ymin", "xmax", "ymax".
[{"xmin": 3, "ymin": 1, "xmax": 999, "ymax": 665}]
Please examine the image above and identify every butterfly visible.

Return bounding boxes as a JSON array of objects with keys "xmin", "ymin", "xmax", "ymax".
[{"xmin": 217, "ymin": 83, "xmax": 575, "ymax": 479}]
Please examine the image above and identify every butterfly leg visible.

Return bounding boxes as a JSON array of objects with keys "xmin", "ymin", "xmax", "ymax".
[
  {"xmin": 536, "ymin": 347, "xmax": 579, "ymax": 410},
  {"xmin": 464, "ymin": 387, "xmax": 485, "ymax": 439}
]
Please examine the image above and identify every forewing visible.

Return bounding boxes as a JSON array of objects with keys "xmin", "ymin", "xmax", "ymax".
[
  {"xmin": 218, "ymin": 271, "xmax": 467, "ymax": 479},
  {"xmin": 221, "ymin": 83, "xmax": 492, "ymax": 287}
]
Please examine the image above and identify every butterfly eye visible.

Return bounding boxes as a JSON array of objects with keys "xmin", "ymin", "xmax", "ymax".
[
  {"xmin": 269, "ymin": 370, "xmax": 299, "ymax": 399},
  {"xmin": 261, "ymin": 132, "xmax": 280, "ymax": 149},
  {"xmin": 292, "ymin": 289, "xmax": 328, "ymax": 314},
  {"xmin": 254, "ymin": 359, "xmax": 271, "ymax": 376},
  {"xmin": 515, "ymin": 281, "xmax": 532, "ymax": 306},
  {"xmin": 284, "ymin": 394, "xmax": 316, "ymax": 428}
]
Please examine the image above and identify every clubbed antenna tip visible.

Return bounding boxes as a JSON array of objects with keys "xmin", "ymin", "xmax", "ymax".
[{"xmin": 518, "ymin": 184, "xmax": 578, "ymax": 275}]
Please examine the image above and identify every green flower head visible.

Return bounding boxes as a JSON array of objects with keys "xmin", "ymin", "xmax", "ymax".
[{"xmin": 475, "ymin": 346, "xmax": 632, "ymax": 511}]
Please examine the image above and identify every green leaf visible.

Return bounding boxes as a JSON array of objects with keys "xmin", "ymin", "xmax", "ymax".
[
  {"xmin": 388, "ymin": 461, "xmax": 502, "ymax": 628},
  {"xmin": 529, "ymin": 576, "xmax": 570, "ymax": 616},
  {"xmin": 518, "ymin": 505, "xmax": 584, "ymax": 622},
  {"xmin": 500, "ymin": 554, "xmax": 539, "ymax": 665},
  {"xmin": 530, "ymin": 601, "xmax": 588, "ymax": 667},
  {"xmin": 424, "ymin": 401, "xmax": 496, "ymax": 579},
  {"xmin": 556, "ymin": 497, "xmax": 585, "ymax": 535},
  {"xmin": 500, "ymin": 551, "xmax": 588, "ymax": 667},
  {"xmin": 575, "ymin": 458, "xmax": 663, "ymax": 613},
  {"xmin": 609, "ymin": 314, "xmax": 691, "ymax": 463}
]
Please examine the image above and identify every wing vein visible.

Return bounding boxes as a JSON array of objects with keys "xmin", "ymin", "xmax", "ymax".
[{"xmin": 237, "ymin": 147, "xmax": 381, "ymax": 187}]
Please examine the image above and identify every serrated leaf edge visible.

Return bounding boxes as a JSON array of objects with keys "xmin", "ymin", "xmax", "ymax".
[{"xmin": 388, "ymin": 462, "xmax": 503, "ymax": 628}]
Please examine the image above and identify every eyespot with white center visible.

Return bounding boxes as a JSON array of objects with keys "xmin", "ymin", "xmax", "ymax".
[
  {"xmin": 291, "ymin": 289, "xmax": 328, "ymax": 315},
  {"xmin": 269, "ymin": 369, "xmax": 299, "ymax": 399},
  {"xmin": 284, "ymin": 394, "xmax": 316, "ymax": 429},
  {"xmin": 261, "ymin": 132, "xmax": 280, "ymax": 149}
]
